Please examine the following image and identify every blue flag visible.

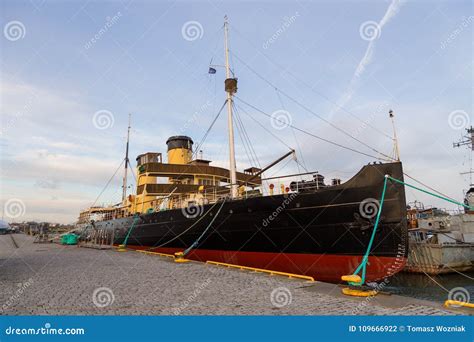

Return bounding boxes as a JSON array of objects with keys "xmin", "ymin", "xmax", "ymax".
[{"xmin": 208, "ymin": 67, "xmax": 217, "ymax": 74}]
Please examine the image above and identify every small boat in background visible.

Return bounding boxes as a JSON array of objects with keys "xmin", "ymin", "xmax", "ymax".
[
  {"xmin": 405, "ymin": 199, "xmax": 474, "ymax": 275},
  {"xmin": 405, "ymin": 127, "xmax": 474, "ymax": 275}
]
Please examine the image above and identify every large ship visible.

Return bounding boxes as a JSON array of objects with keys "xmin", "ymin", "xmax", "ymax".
[{"xmin": 77, "ymin": 17, "xmax": 408, "ymax": 283}]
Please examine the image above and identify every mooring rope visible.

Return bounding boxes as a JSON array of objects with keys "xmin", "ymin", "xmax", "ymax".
[
  {"xmin": 139, "ymin": 199, "xmax": 224, "ymax": 252},
  {"xmin": 409, "ymin": 248, "xmax": 449, "ymax": 293},
  {"xmin": 121, "ymin": 214, "xmax": 142, "ymax": 248},
  {"xmin": 350, "ymin": 174, "xmax": 473, "ymax": 286},
  {"xmin": 182, "ymin": 198, "xmax": 227, "ymax": 256},
  {"xmin": 349, "ymin": 175, "xmax": 389, "ymax": 285},
  {"xmin": 388, "ymin": 176, "xmax": 474, "ymax": 211}
]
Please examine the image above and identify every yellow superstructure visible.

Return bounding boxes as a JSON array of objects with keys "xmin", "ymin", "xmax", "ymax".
[
  {"xmin": 133, "ymin": 152, "xmax": 161, "ymax": 213},
  {"xmin": 78, "ymin": 135, "xmax": 262, "ymax": 221}
]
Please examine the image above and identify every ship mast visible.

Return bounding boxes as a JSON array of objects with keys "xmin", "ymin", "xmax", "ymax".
[
  {"xmin": 224, "ymin": 15, "xmax": 238, "ymax": 198},
  {"xmin": 389, "ymin": 110, "xmax": 400, "ymax": 161},
  {"xmin": 122, "ymin": 113, "xmax": 131, "ymax": 201},
  {"xmin": 453, "ymin": 126, "xmax": 474, "ymax": 186}
]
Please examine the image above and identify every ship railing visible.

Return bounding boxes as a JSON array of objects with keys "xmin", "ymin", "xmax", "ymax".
[
  {"xmin": 147, "ymin": 181, "xmax": 267, "ymax": 208},
  {"xmin": 257, "ymin": 170, "xmax": 332, "ymax": 195},
  {"xmin": 203, "ymin": 185, "xmax": 265, "ymax": 201}
]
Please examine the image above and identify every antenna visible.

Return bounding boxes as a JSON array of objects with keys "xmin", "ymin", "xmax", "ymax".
[
  {"xmin": 224, "ymin": 15, "xmax": 238, "ymax": 198},
  {"xmin": 122, "ymin": 114, "xmax": 131, "ymax": 202},
  {"xmin": 389, "ymin": 110, "xmax": 400, "ymax": 161},
  {"xmin": 453, "ymin": 126, "xmax": 474, "ymax": 150},
  {"xmin": 453, "ymin": 126, "xmax": 474, "ymax": 186}
]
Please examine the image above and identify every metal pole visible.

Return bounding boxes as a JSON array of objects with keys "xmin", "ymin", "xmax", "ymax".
[
  {"xmin": 122, "ymin": 114, "xmax": 131, "ymax": 201},
  {"xmin": 389, "ymin": 110, "xmax": 400, "ymax": 161},
  {"xmin": 224, "ymin": 16, "xmax": 238, "ymax": 198}
]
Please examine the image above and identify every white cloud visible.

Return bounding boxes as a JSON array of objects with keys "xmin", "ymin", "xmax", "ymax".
[
  {"xmin": 0, "ymin": 80, "xmax": 127, "ymax": 223},
  {"xmin": 328, "ymin": 0, "xmax": 404, "ymax": 119}
]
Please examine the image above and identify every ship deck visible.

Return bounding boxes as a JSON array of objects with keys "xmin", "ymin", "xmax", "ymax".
[{"xmin": 0, "ymin": 234, "xmax": 468, "ymax": 316}]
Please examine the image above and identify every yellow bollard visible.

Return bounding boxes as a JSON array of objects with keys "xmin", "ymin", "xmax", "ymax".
[
  {"xmin": 340, "ymin": 274, "xmax": 378, "ymax": 297},
  {"xmin": 342, "ymin": 287, "xmax": 378, "ymax": 297},
  {"xmin": 444, "ymin": 300, "xmax": 474, "ymax": 309},
  {"xmin": 341, "ymin": 275, "xmax": 362, "ymax": 284},
  {"xmin": 174, "ymin": 252, "xmax": 190, "ymax": 263}
]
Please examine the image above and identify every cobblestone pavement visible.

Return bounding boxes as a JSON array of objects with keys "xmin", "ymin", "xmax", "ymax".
[{"xmin": 0, "ymin": 234, "xmax": 463, "ymax": 315}]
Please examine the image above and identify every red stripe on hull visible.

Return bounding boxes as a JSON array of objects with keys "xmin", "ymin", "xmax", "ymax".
[{"xmin": 131, "ymin": 246, "xmax": 406, "ymax": 283}]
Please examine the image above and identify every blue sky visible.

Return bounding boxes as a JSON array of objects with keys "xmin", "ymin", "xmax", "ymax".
[{"xmin": 1, "ymin": 0, "xmax": 472, "ymax": 223}]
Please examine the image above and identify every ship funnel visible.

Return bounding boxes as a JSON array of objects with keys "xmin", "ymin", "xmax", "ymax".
[{"xmin": 166, "ymin": 135, "xmax": 193, "ymax": 164}]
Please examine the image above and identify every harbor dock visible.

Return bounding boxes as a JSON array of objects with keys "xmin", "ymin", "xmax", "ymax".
[{"xmin": 0, "ymin": 234, "xmax": 468, "ymax": 316}]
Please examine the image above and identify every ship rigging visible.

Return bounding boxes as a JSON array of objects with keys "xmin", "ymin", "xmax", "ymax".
[{"xmin": 76, "ymin": 17, "xmax": 409, "ymax": 284}]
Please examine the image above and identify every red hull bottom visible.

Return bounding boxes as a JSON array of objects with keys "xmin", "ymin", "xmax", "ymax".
[{"xmin": 129, "ymin": 246, "xmax": 406, "ymax": 283}]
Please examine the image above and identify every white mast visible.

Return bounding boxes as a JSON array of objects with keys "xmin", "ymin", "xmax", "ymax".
[
  {"xmin": 122, "ymin": 113, "xmax": 131, "ymax": 201},
  {"xmin": 224, "ymin": 15, "xmax": 238, "ymax": 198},
  {"xmin": 389, "ymin": 110, "xmax": 400, "ymax": 161}
]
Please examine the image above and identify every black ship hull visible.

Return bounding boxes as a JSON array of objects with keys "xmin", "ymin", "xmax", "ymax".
[{"xmin": 93, "ymin": 162, "xmax": 408, "ymax": 283}]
